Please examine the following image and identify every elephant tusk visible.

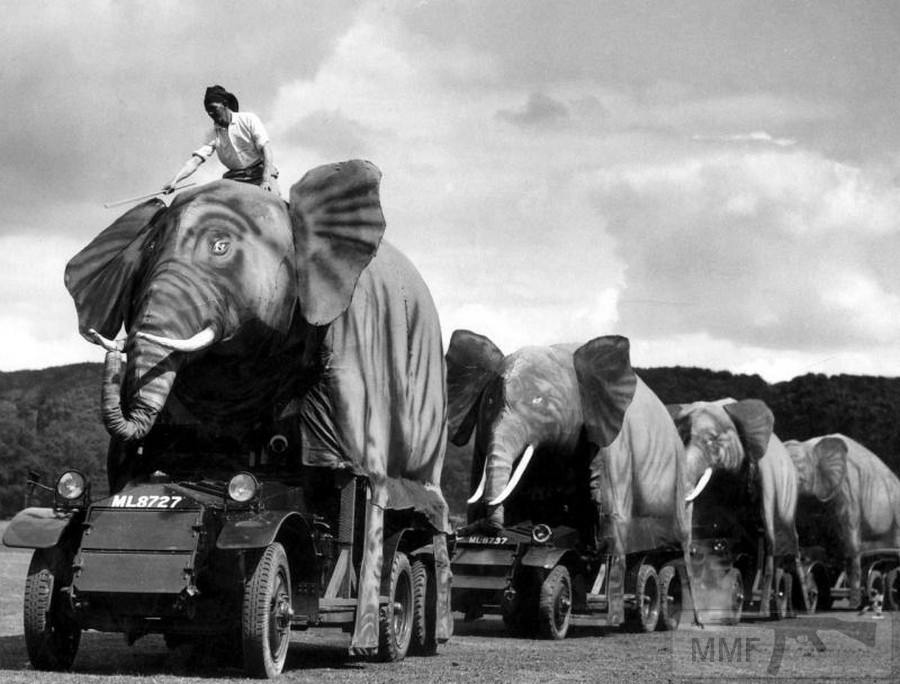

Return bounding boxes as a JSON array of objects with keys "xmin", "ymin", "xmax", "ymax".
[
  {"xmin": 488, "ymin": 444, "xmax": 535, "ymax": 507},
  {"xmin": 685, "ymin": 466, "xmax": 713, "ymax": 502},
  {"xmin": 136, "ymin": 326, "xmax": 217, "ymax": 353},
  {"xmin": 467, "ymin": 468, "xmax": 487, "ymax": 505}
]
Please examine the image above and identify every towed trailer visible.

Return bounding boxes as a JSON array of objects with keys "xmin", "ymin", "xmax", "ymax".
[{"xmin": 2, "ymin": 425, "xmax": 449, "ymax": 678}]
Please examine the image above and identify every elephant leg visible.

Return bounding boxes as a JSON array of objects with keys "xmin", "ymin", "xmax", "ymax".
[
  {"xmin": 792, "ymin": 553, "xmax": 813, "ymax": 615},
  {"xmin": 848, "ymin": 554, "xmax": 863, "ymax": 609},
  {"xmin": 759, "ymin": 553, "xmax": 774, "ymax": 618},
  {"xmin": 680, "ymin": 546, "xmax": 701, "ymax": 626},
  {"xmin": 349, "ymin": 480, "xmax": 386, "ymax": 655},
  {"xmin": 432, "ymin": 532, "xmax": 453, "ymax": 642}
]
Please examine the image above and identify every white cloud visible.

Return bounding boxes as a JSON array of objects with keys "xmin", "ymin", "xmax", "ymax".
[
  {"xmin": 594, "ymin": 147, "xmax": 900, "ymax": 356},
  {"xmin": 693, "ymin": 131, "xmax": 797, "ymax": 147}
]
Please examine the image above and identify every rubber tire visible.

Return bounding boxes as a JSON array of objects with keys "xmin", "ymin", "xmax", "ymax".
[
  {"xmin": 378, "ymin": 551, "xmax": 414, "ymax": 662},
  {"xmin": 629, "ymin": 564, "xmax": 660, "ymax": 633},
  {"xmin": 538, "ymin": 565, "xmax": 572, "ymax": 640},
  {"xmin": 657, "ymin": 564, "xmax": 682, "ymax": 631},
  {"xmin": 771, "ymin": 569, "xmax": 792, "ymax": 620},
  {"xmin": 24, "ymin": 547, "xmax": 80, "ymax": 671},
  {"xmin": 867, "ymin": 569, "xmax": 884, "ymax": 601},
  {"xmin": 409, "ymin": 558, "xmax": 438, "ymax": 656},
  {"xmin": 722, "ymin": 569, "xmax": 744, "ymax": 626},
  {"xmin": 242, "ymin": 542, "xmax": 292, "ymax": 678},
  {"xmin": 885, "ymin": 569, "xmax": 900, "ymax": 611}
]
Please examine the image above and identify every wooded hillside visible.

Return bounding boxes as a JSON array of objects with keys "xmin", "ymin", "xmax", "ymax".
[{"xmin": 2, "ymin": 363, "xmax": 899, "ymax": 521}]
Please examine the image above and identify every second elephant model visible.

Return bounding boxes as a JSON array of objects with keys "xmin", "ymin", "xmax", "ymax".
[
  {"xmin": 669, "ymin": 399, "xmax": 810, "ymax": 618},
  {"xmin": 447, "ymin": 331, "xmax": 703, "ymax": 635},
  {"xmin": 786, "ymin": 434, "xmax": 900, "ymax": 609}
]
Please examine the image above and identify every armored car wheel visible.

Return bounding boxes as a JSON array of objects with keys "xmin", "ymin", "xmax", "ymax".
[
  {"xmin": 243, "ymin": 542, "xmax": 292, "ymax": 678},
  {"xmin": 409, "ymin": 557, "xmax": 437, "ymax": 655},
  {"xmin": 657, "ymin": 563, "xmax": 682, "ymax": 631},
  {"xmin": 538, "ymin": 565, "xmax": 572, "ymax": 640},
  {"xmin": 378, "ymin": 551, "xmax": 414, "ymax": 662},
  {"xmin": 24, "ymin": 547, "xmax": 81, "ymax": 671},
  {"xmin": 628, "ymin": 564, "xmax": 660, "ymax": 633}
]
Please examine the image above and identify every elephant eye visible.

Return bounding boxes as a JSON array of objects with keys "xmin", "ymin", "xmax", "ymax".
[
  {"xmin": 530, "ymin": 396, "xmax": 544, "ymax": 406},
  {"xmin": 210, "ymin": 237, "xmax": 231, "ymax": 256}
]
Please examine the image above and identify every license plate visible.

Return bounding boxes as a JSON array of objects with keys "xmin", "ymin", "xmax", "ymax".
[
  {"xmin": 109, "ymin": 494, "xmax": 185, "ymax": 509},
  {"xmin": 460, "ymin": 535, "xmax": 509, "ymax": 545}
]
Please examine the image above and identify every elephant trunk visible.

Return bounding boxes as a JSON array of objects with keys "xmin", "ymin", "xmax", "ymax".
[
  {"xmin": 481, "ymin": 435, "xmax": 534, "ymax": 530},
  {"xmin": 100, "ymin": 343, "xmax": 177, "ymax": 442}
]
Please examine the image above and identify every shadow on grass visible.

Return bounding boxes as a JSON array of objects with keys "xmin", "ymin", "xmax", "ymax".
[
  {"xmin": 452, "ymin": 614, "xmax": 618, "ymax": 640},
  {"xmin": 0, "ymin": 631, "xmax": 373, "ymax": 677}
]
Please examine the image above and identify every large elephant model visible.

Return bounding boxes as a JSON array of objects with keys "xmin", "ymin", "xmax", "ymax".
[
  {"xmin": 64, "ymin": 160, "xmax": 451, "ymax": 653},
  {"xmin": 448, "ymin": 331, "xmax": 702, "ymax": 623},
  {"xmin": 669, "ymin": 399, "xmax": 809, "ymax": 617},
  {"xmin": 786, "ymin": 434, "xmax": 900, "ymax": 607}
]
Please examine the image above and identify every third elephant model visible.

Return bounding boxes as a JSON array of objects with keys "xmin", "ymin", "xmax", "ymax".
[
  {"xmin": 668, "ymin": 399, "xmax": 813, "ymax": 621},
  {"xmin": 447, "ymin": 330, "xmax": 706, "ymax": 638},
  {"xmin": 786, "ymin": 434, "xmax": 900, "ymax": 611},
  {"xmin": 2, "ymin": 160, "xmax": 452, "ymax": 677}
]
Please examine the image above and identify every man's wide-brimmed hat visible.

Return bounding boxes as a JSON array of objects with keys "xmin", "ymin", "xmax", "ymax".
[{"xmin": 203, "ymin": 85, "xmax": 239, "ymax": 112}]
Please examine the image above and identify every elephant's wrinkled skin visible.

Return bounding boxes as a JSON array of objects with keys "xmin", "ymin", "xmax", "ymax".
[
  {"xmin": 786, "ymin": 434, "xmax": 900, "ymax": 607},
  {"xmin": 64, "ymin": 161, "xmax": 450, "ymax": 652},
  {"xmin": 669, "ymin": 399, "xmax": 809, "ymax": 616},
  {"xmin": 448, "ymin": 332, "xmax": 700, "ymax": 608}
]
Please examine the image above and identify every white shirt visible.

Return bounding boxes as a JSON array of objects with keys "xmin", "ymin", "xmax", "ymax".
[{"xmin": 192, "ymin": 111, "xmax": 270, "ymax": 170}]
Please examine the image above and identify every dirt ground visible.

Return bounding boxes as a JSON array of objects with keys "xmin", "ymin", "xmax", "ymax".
[{"xmin": 2, "ymin": 535, "xmax": 898, "ymax": 683}]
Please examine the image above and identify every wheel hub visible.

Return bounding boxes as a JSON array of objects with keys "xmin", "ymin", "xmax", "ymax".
[{"xmin": 275, "ymin": 597, "xmax": 293, "ymax": 632}]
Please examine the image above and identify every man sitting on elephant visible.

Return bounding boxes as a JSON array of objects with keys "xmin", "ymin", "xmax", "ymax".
[{"xmin": 163, "ymin": 85, "xmax": 280, "ymax": 196}]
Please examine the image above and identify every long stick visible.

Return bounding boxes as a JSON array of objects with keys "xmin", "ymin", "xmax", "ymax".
[{"xmin": 103, "ymin": 182, "xmax": 196, "ymax": 209}]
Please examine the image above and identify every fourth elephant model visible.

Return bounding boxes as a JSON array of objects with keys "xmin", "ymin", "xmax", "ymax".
[{"xmin": 447, "ymin": 329, "xmax": 900, "ymax": 638}]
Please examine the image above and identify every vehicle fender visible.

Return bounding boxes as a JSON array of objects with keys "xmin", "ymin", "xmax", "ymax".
[
  {"xmin": 521, "ymin": 545, "xmax": 570, "ymax": 570},
  {"xmin": 1, "ymin": 507, "xmax": 77, "ymax": 549},
  {"xmin": 216, "ymin": 510, "xmax": 306, "ymax": 549}
]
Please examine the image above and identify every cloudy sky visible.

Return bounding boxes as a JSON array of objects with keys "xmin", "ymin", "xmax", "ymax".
[{"xmin": 3, "ymin": 0, "xmax": 900, "ymax": 382}]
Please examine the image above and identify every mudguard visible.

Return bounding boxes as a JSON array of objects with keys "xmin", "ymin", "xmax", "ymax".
[
  {"xmin": 2, "ymin": 507, "xmax": 78, "ymax": 549},
  {"xmin": 521, "ymin": 545, "xmax": 571, "ymax": 570},
  {"xmin": 216, "ymin": 510, "xmax": 307, "ymax": 549}
]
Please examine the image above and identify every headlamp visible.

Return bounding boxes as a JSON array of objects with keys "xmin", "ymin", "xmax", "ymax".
[
  {"xmin": 532, "ymin": 523, "xmax": 553, "ymax": 544},
  {"xmin": 55, "ymin": 470, "xmax": 87, "ymax": 501},
  {"xmin": 227, "ymin": 472, "xmax": 260, "ymax": 503}
]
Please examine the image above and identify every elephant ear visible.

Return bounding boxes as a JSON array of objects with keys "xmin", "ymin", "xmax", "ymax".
[
  {"xmin": 446, "ymin": 330, "xmax": 504, "ymax": 446},
  {"xmin": 666, "ymin": 404, "xmax": 691, "ymax": 444},
  {"xmin": 289, "ymin": 159, "xmax": 386, "ymax": 325},
  {"xmin": 573, "ymin": 335, "xmax": 637, "ymax": 448},
  {"xmin": 722, "ymin": 399, "xmax": 774, "ymax": 461},
  {"xmin": 810, "ymin": 437, "xmax": 848, "ymax": 501},
  {"xmin": 64, "ymin": 198, "xmax": 167, "ymax": 340}
]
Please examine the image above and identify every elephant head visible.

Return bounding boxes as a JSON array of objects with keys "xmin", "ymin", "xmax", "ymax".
[
  {"xmin": 785, "ymin": 436, "xmax": 848, "ymax": 503},
  {"xmin": 65, "ymin": 161, "xmax": 386, "ymax": 444},
  {"xmin": 447, "ymin": 330, "xmax": 635, "ymax": 530},
  {"xmin": 668, "ymin": 399, "xmax": 775, "ymax": 504}
]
